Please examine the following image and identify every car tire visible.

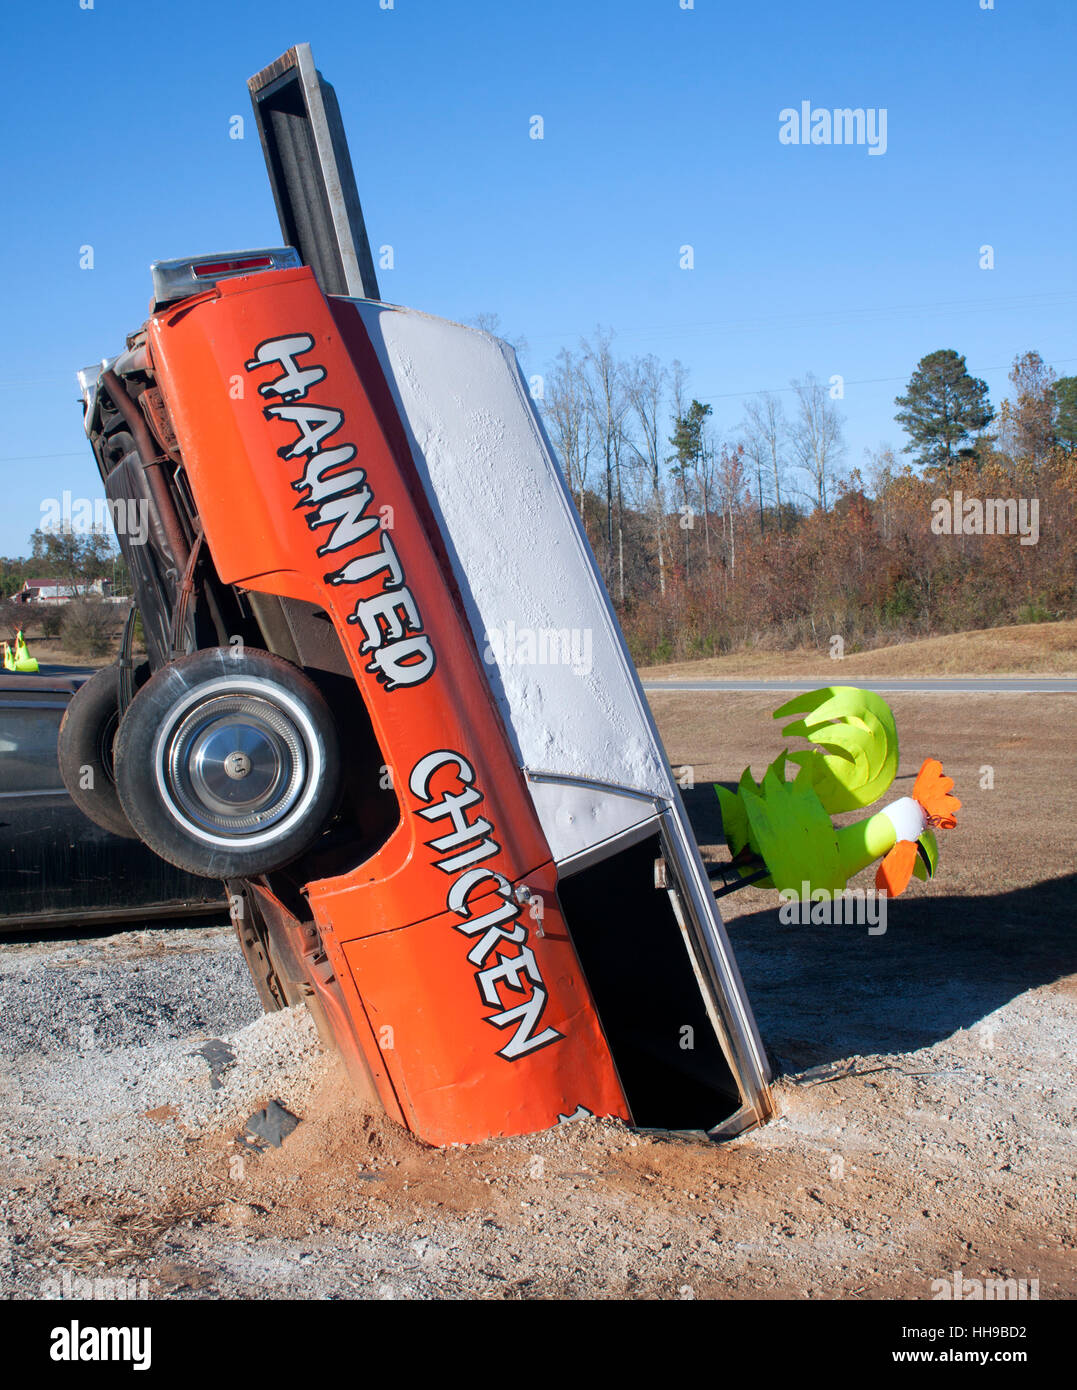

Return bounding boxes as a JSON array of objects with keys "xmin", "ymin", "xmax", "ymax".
[
  {"xmin": 114, "ymin": 647, "xmax": 341, "ymax": 878},
  {"xmin": 57, "ymin": 664, "xmax": 140, "ymax": 839}
]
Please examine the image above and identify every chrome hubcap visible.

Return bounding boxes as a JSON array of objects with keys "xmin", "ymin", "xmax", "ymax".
[{"xmin": 162, "ymin": 694, "xmax": 308, "ymax": 837}]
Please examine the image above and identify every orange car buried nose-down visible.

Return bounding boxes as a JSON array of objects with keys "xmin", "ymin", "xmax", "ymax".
[
  {"xmin": 151, "ymin": 263, "xmax": 631, "ymax": 1143},
  {"xmin": 64, "ymin": 45, "xmax": 773, "ymax": 1150},
  {"xmin": 69, "ymin": 260, "xmax": 773, "ymax": 1147}
]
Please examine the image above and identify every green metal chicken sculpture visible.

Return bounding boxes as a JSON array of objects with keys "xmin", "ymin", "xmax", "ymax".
[{"xmin": 715, "ymin": 686, "xmax": 960, "ymax": 899}]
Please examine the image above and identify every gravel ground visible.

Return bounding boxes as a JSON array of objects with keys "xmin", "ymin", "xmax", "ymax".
[
  {"xmin": 3, "ymin": 919, "xmax": 1071, "ymax": 1301},
  {"xmin": 1, "ymin": 696, "xmax": 1074, "ymax": 1301}
]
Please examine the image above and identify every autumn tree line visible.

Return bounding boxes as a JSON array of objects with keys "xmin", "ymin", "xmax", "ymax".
[
  {"xmin": 539, "ymin": 338, "xmax": 1077, "ymax": 665},
  {"xmin": 3, "ymin": 341, "xmax": 1075, "ymax": 667}
]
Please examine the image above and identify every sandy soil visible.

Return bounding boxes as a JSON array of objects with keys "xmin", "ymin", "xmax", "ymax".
[
  {"xmin": 1, "ymin": 695, "xmax": 1074, "ymax": 1300},
  {"xmin": 640, "ymin": 619, "xmax": 1077, "ymax": 680}
]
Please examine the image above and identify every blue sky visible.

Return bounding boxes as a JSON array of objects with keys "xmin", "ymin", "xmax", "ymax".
[{"xmin": 2, "ymin": 0, "xmax": 1074, "ymax": 555}]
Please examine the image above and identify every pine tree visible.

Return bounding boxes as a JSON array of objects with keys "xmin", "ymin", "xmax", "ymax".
[
  {"xmin": 894, "ymin": 350, "xmax": 994, "ymax": 477},
  {"xmin": 668, "ymin": 399, "xmax": 711, "ymax": 578},
  {"xmin": 669, "ymin": 400, "xmax": 711, "ymax": 487},
  {"xmin": 1054, "ymin": 376, "xmax": 1077, "ymax": 453}
]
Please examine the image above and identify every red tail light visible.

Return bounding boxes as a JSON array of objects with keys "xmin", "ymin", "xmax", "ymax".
[{"xmin": 193, "ymin": 256, "xmax": 274, "ymax": 278}]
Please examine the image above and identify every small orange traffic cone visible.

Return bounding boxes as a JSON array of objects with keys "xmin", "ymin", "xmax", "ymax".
[{"xmin": 14, "ymin": 629, "xmax": 38, "ymax": 673}]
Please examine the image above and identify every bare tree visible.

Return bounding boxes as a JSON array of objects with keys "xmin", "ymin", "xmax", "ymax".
[
  {"xmin": 467, "ymin": 312, "xmax": 530, "ymax": 360},
  {"xmin": 861, "ymin": 444, "xmax": 900, "ymax": 540},
  {"xmin": 625, "ymin": 354, "xmax": 669, "ymax": 595},
  {"xmin": 1005, "ymin": 349, "xmax": 1057, "ymax": 467},
  {"xmin": 790, "ymin": 373, "xmax": 845, "ymax": 513},
  {"xmin": 581, "ymin": 329, "xmax": 630, "ymax": 593},
  {"xmin": 716, "ymin": 444, "xmax": 749, "ymax": 580},
  {"xmin": 543, "ymin": 348, "xmax": 595, "ymax": 523},
  {"xmin": 741, "ymin": 393, "xmax": 788, "ymax": 533},
  {"xmin": 696, "ymin": 421, "xmax": 719, "ymax": 560}
]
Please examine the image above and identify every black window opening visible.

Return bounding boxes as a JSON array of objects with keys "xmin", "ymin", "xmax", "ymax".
[{"xmin": 557, "ymin": 831, "xmax": 742, "ymax": 1132}]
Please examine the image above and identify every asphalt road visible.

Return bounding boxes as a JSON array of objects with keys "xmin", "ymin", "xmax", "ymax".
[
  {"xmin": 35, "ymin": 663, "xmax": 96, "ymax": 678},
  {"xmin": 31, "ymin": 665, "xmax": 1077, "ymax": 693},
  {"xmin": 643, "ymin": 677, "xmax": 1077, "ymax": 694}
]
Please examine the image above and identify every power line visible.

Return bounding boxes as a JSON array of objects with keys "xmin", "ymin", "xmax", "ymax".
[
  {"xmin": 693, "ymin": 356, "xmax": 1077, "ymax": 404},
  {"xmin": 524, "ymin": 289, "xmax": 1077, "ymax": 346},
  {"xmin": 0, "ymin": 451, "xmax": 88, "ymax": 462}
]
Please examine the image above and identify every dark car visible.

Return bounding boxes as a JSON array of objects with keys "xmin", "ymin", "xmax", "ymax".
[{"xmin": 0, "ymin": 673, "xmax": 225, "ymax": 929}]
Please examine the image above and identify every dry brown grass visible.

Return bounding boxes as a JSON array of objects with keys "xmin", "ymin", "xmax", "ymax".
[
  {"xmin": 20, "ymin": 616, "xmax": 1077, "ymax": 679},
  {"xmin": 639, "ymin": 620, "xmax": 1077, "ymax": 680},
  {"xmin": 12, "ymin": 634, "xmax": 134, "ymax": 670}
]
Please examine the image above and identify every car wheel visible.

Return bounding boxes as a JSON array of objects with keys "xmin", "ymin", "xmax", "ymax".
[
  {"xmin": 114, "ymin": 647, "xmax": 342, "ymax": 878},
  {"xmin": 57, "ymin": 664, "xmax": 141, "ymax": 839}
]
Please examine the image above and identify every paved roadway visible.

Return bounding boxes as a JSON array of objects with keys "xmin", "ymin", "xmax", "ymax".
[
  {"xmin": 33, "ymin": 664, "xmax": 97, "ymax": 679},
  {"xmin": 642, "ymin": 677, "xmax": 1077, "ymax": 694},
  {"xmin": 32, "ymin": 666, "xmax": 1077, "ymax": 694}
]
